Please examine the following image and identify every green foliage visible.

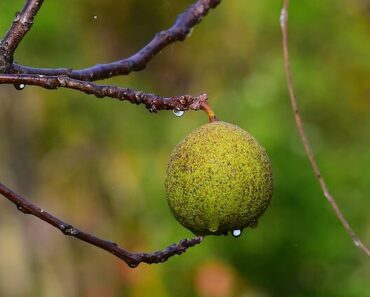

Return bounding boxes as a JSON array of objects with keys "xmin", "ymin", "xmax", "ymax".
[{"xmin": 0, "ymin": 1, "xmax": 369, "ymax": 296}]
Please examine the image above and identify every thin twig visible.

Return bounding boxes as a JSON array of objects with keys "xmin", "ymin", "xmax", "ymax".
[
  {"xmin": 280, "ymin": 0, "xmax": 370, "ymax": 258},
  {"xmin": 10, "ymin": 0, "xmax": 222, "ymax": 81},
  {"xmin": 0, "ymin": 74, "xmax": 208, "ymax": 112},
  {"xmin": 0, "ymin": 0, "xmax": 44, "ymax": 68},
  {"xmin": 0, "ymin": 182, "xmax": 203, "ymax": 268}
]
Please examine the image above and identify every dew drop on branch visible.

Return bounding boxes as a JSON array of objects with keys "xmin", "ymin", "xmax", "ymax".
[
  {"xmin": 173, "ymin": 110, "xmax": 184, "ymax": 117},
  {"xmin": 129, "ymin": 262, "xmax": 138, "ymax": 268},
  {"xmin": 14, "ymin": 83, "xmax": 25, "ymax": 90}
]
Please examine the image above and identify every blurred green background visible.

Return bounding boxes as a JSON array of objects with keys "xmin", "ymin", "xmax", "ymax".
[{"xmin": 1, "ymin": 0, "xmax": 370, "ymax": 296}]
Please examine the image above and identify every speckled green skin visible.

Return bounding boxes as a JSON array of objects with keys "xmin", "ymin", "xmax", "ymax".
[{"xmin": 165, "ymin": 121, "xmax": 273, "ymax": 236}]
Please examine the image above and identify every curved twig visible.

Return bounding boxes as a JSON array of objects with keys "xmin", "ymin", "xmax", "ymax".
[
  {"xmin": 280, "ymin": 0, "xmax": 370, "ymax": 258},
  {"xmin": 0, "ymin": 182, "xmax": 203, "ymax": 268},
  {"xmin": 10, "ymin": 0, "xmax": 222, "ymax": 81},
  {"xmin": 0, "ymin": 74, "xmax": 208, "ymax": 113}
]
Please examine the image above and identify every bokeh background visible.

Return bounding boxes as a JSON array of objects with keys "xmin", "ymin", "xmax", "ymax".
[{"xmin": 1, "ymin": 0, "xmax": 370, "ymax": 296}]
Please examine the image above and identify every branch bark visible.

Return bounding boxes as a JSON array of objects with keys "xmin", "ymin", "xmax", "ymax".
[
  {"xmin": 0, "ymin": 74, "xmax": 208, "ymax": 113},
  {"xmin": 280, "ymin": 0, "xmax": 370, "ymax": 258},
  {"xmin": 0, "ymin": 182, "xmax": 203, "ymax": 268}
]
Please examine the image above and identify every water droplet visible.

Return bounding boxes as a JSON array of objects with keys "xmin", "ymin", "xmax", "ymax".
[
  {"xmin": 40, "ymin": 209, "xmax": 44, "ymax": 213},
  {"xmin": 14, "ymin": 83, "xmax": 25, "ymax": 90},
  {"xmin": 93, "ymin": 15, "xmax": 98, "ymax": 20},
  {"xmin": 173, "ymin": 110, "xmax": 184, "ymax": 117},
  {"xmin": 129, "ymin": 262, "xmax": 139, "ymax": 268},
  {"xmin": 232, "ymin": 229, "xmax": 242, "ymax": 237}
]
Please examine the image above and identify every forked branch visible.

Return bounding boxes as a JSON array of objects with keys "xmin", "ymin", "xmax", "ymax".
[
  {"xmin": 280, "ymin": 0, "xmax": 370, "ymax": 258},
  {"xmin": 9, "ymin": 0, "xmax": 222, "ymax": 81},
  {"xmin": 0, "ymin": 0, "xmax": 220, "ymax": 111}
]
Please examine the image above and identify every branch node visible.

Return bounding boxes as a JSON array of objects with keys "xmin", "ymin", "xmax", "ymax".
[{"xmin": 64, "ymin": 226, "xmax": 79, "ymax": 236}]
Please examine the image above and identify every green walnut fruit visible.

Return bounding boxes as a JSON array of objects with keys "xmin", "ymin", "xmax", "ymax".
[{"xmin": 165, "ymin": 121, "xmax": 273, "ymax": 236}]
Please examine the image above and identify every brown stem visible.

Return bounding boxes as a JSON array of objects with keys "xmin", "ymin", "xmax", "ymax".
[
  {"xmin": 201, "ymin": 101, "xmax": 218, "ymax": 122},
  {"xmin": 280, "ymin": 0, "xmax": 370, "ymax": 258},
  {"xmin": 0, "ymin": 182, "xmax": 203, "ymax": 267}
]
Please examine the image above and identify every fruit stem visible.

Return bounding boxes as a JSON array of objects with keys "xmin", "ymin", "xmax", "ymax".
[{"xmin": 201, "ymin": 102, "xmax": 217, "ymax": 122}]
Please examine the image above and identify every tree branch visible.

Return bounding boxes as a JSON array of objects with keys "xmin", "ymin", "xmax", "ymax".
[
  {"xmin": 0, "ymin": 74, "xmax": 208, "ymax": 113},
  {"xmin": 0, "ymin": 0, "xmax": 44, "ymax": 71},
  {"xmin": 10, "ymin": 0, "xmax": 222, "ymax": 81},
  {"xmin": 280, "ymin": 0, "xmax": 370, "ymax": 258},
  {"xmin": 0, "ymin": 182, "xmax": 203, "ymax": 268},
  {"xmin": 0, "ymin": 0, "xmax": 219, "ymax": 266}
]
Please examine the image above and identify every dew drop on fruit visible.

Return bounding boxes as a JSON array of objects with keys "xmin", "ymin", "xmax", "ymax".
[
  {"xmin": 232, "ymin": 229, "xmax": 242, "ymax": 237},
  {"xmin": 14, "ymin": 83, "xmax": 25, "ymax": 90},
  {"xmin": 172, "ymin": 110, "xmax": 184, "ymax": 117}
]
